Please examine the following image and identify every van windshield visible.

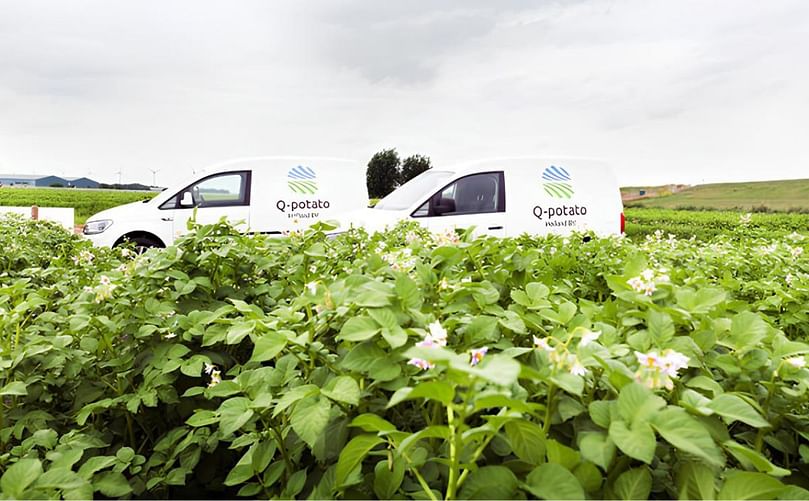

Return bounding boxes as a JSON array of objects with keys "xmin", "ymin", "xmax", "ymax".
[{"xmin": 374, "ymin": 170, "xmax": 454, "ymax": 211}]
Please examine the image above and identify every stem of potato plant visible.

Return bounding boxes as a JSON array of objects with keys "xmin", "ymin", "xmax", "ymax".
[
  {"xmin": 543, "ymin": 383, "xmax": 556, "ymax": 434},
  {"xmin": 309, "ymin": 350, "xmax": 343, "ymax": 376},
  {"xmin": 125, "ymin": 414, "xmax": 136, "ymax": 449},
  {"xmin": 305, "ymin": 303, "xmax": 314, "ymax": 345},
  {"xmin": 212, "ymin": 255, "xmax": 221, "ymax": 289},
  {"xmin": 114, "ymin": 379, "xmax": 137, "ymax": 449},
  {"xmin": 134, "ymin": 419, "xmax": 154, "ymax": 453},
  {"xmin": 445, "ymin": 405, "xmax": 460, "ymax": 501},
  {"xmin": 269, "ymin": 425, "xmax": 293, "ymax": 480},
  {"xmin": 289, "ymin": 349, "xmax": 311, "ymax": 380},
  {"xmin": 755, "ymin": 362, "xmax": 781, "ymax": 452},
  {"xmin": 445, "ymin": 380, "xmax": 475, "ymax": 501},
  {"xmin": 398, "ymin": 447, "xmax": 438, "ymax": 501},
  {"xmin": 13, "ymin": 312, "xmax": 32, "ymax": 351},
  {"xmin": 456, "ymin": 408, "xmax": 509, "ymax": 489},
  {"xmin": 467, "ymin": 250, "xmax": 485, "ymax": 280}
]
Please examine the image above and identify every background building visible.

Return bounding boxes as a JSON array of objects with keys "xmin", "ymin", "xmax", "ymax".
[
  {"xmin": 64, "ymin": 177, "xmax": 100, "ymax": 188},
  {"xmin": 0, "ymin": 174, "xmax": 99, "ymax": 188}
]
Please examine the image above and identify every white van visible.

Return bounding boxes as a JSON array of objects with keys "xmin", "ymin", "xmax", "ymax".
[
  {"xmin": 339, "ymin": 157, "xmax": 624, "ymax": 237},
  {"xmin": 83, "ymin": 157, "xmax": 368, "ymax": 248}
]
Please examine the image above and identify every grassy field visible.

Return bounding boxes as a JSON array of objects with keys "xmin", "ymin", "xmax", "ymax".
[
  {"xmin": 625, "ymin": 178, "xmax": 809, "ymax": 212},
  {"xmin": 0, "ymin": 187, "xmax": 158, "ymax": 224}
]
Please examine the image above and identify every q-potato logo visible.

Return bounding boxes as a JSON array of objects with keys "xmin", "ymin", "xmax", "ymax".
[
  {"xmin": 287, "ymin": 165, "xmax": 318, "ymax": 195},
  {"xmin": 541, "ymin": 165, "xmax": 574, "ymax": 199}
]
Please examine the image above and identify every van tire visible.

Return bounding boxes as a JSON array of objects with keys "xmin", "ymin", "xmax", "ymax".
[{"xmin": 115, "ymin": 233, "xmax": 165, "ymax": 253}]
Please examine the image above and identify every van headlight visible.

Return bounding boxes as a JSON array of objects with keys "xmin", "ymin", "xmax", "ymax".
[{"xmin": 83, "ymin": 219, "xmax": 113, "ymax": 235}]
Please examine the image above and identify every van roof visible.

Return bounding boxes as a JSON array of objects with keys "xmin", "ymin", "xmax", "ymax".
[
  {"xmin": 201, "ymin": 156, "xmax": 358, "ymax": 172},
  {"xmin": 444, "ymin": 156, "xmax": 611, "ymax": 176}
]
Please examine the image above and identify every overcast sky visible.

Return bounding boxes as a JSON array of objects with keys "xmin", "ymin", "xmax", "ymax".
[{"xmin": 1, "ymin": 0, "xmax": 807, "ymax": 187}]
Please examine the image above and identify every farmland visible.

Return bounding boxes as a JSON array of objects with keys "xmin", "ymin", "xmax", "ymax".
[
  {"xmin": 625, "ymin": 207, "xmax": 809, "ymax": 240},
  {"xmin": 1, "ymin": 213, "xmax": 809, "ymax": 500},
  {"xmin": 0, "ymin": 187, "xmax": 157, "ymax": 224},
  {"xmin": 625, "ymin": 178, "xmax": 809, "ymax": 212}
]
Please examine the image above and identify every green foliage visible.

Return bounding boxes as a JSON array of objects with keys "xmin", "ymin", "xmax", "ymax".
[
  {"xmin": 0, "ymin": 187, "xmax": 157, "ymax": 224},
  {"xmin": 366, "ymin": 149, "xmax": 400, "ymax": 199},
  {"xmin": 399, "ymin": 154, "xmax": 432, "ymax": 185},
  {"xmin": 626, "ymin": 207, "xmax": 809, "ymax": 240},
  {"xmin": 1, "ymin": 213, "xmax": 809, "ymax": 499}
]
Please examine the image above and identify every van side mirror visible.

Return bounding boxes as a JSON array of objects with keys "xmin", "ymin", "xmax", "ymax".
[
  {"xmin": 432, "ymin": 197, "xmax": 455, "ymax": 216},
  {"xmin": 180, "ymin": 192, "xmax": 194, "ymax": 207}
]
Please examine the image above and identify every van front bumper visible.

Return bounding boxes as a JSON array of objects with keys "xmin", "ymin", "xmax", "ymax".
[{"xmin": 82, "ymin": 228, "xmax": 118, "ymax": 248}]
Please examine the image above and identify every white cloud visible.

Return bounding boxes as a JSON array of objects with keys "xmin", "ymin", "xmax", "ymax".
[{"xmin": 0, "ymin": 0, "xmax": 807, "ymax": 187}]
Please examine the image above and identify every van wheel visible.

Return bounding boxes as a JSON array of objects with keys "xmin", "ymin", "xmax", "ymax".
[{"xmin": 116, "ymin": 234, "xmax": 164, "ymax": 254}]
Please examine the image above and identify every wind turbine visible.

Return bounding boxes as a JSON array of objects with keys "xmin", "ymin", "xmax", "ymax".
[
  {"xmin": 148, "ymin": 168, "xmax": 159, "ymax": 187},
  {"xmin": 115, "ymin": 170, "xmax": 122, "ymax": 185}
]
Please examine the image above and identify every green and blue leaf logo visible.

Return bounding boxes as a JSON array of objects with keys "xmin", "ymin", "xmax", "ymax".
[
  {"xmin": 287, "ymin": 166, "xmax": 318, "ymax": 195},
  {"xmin": 542, "ymin": 165, "xmax": 573, "ymax": 199}
]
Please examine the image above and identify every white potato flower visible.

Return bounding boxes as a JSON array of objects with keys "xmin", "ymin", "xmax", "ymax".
[{"xmin": 579, "ymin": 329, "xmax": 601, "ymax": 347}]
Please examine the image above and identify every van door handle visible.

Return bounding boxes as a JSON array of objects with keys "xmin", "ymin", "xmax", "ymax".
[
  {"xmin": 488, "ymin": 226, "xmax": 503, "ymax": 230},
  {"xmin": 161, "ymin": 217, "xmax": 173, "ymax": 222}
]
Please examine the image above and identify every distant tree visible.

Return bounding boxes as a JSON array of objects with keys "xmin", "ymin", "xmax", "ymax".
[
  {"xmin": 366, "ymin": 149, "xmax": 401, "ymax": 198},
  {"xmin": 49, "ymin": 183, "xmax": 64, "ymax": 188},
  {"xmin": 399, "ymin": 154, "xmax": 432, "ymax": 184}
]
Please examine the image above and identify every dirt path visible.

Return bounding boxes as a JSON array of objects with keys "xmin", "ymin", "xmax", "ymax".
[{"xmin": 622, "ymin": 184, "xmax": 690, "ymax": 203}]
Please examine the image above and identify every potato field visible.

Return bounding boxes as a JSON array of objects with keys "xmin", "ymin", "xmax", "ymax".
[
  {"xmin": 625, "ymin": 208, "xmax": 809, "ymax": 240},
  {"xmin": 0, "ymin": 188, "xmax": 157, "ymax": 225},
  {"xmin": 1, "ymin": 211, "xmax": 809, "ymax": 499}
]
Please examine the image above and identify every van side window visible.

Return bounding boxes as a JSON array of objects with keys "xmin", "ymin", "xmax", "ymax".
[
  {"xmin": 161, "ymin": 171, "xmax": 251, "ymax": 209},
  {"xmin": 414, "ymin": 172, "xmax": 505, "ymax": 217},
  {"xmin": 159, "ymin": 195, "xmax": 178, "ymax": 210}
]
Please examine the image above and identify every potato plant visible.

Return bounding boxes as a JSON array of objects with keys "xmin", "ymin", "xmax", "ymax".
[
  {"xmin": 0, "ymin": 214, "xmax": 809, "ymax": 499},
  {"xmin": 625, "ymin": 207, "xmax": 809, "ymax": 240}
]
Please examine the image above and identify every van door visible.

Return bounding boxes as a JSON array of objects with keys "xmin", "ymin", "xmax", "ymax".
[
  {"xmin": 411, "ymin": 171, "xmax": 506, "ymax": 237},
  {"xmin": 160, "ymin": 170, "xmax": 251, "ymax": 242}
]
